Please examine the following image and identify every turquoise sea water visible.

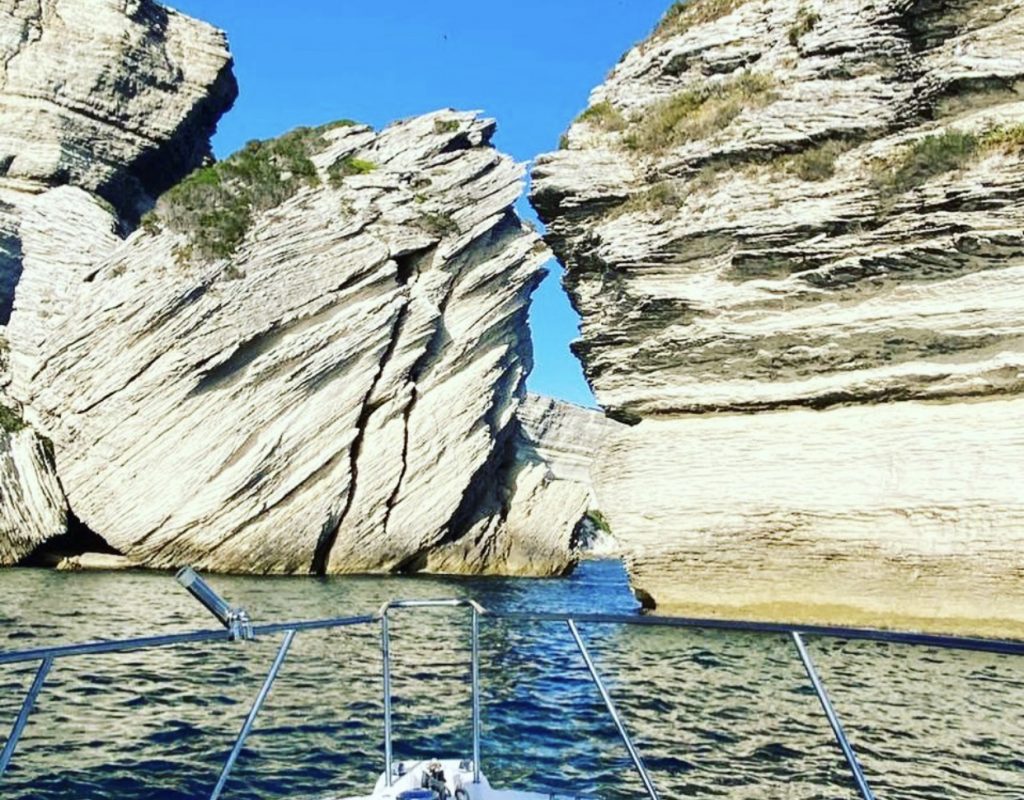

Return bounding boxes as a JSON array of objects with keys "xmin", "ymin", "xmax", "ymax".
[{"xmin": 0, "ymin": 560, "xmax": 1022, "ymax": 799}]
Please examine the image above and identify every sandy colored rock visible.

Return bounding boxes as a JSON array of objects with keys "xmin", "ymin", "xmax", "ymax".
[
  {"xmin": 534, "ymin": 0, "xmax": 1024, "ymax": 633},
  {"xmin": 0, "ymin": 0, "xmax": 236, "ymax": 206},
  {"xmin": 595, "ymin": 398, "xmax": 1024, "ymax": 637},
  {"xmin": 56, "ymin": 552, "xmax": 136, "ymax": 571},
  {"xmin": 430, "ymin": 394, "xmax": 624, "ymax": 575},
  {"xmin": 0, "ymin": 0, "xmax": 235, "ymax": 561},
  {"xmin": 515, "ymin": 393, "xmax": 623, "ymax": 488}
]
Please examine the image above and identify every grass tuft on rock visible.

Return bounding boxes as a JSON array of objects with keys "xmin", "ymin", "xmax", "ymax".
[
  {"xmin": 980, "ymin": 123, "xmax": 1024, "ymax": 153},
  {"xmin": 327, "ymin": 155, "xmax": 377, "ymax": 188},
  {"xmin": 788, "ymin": 6, "xmax": 821, "ymax": 47},
  {"xmin": 869, "ymin": 124, "xmax": 1024, "ymax": 211},
  {"xmin": 575, "ymin": 101, "xmax": 627, "ymax": 133},
  {"xmin": 415, "ymin": 211, "xmax": 460, "ymax": 238},
  {"xmin": 655, "ymin": 0, "xmax": 746, "ymax": 37},
  {"xmin": 872, "ymin": 130, "xmax": 979, "ymax": 197},
  {"xmin": 145, "ymin": 123, "xmax": 344, "ymax": 262},
  {"xmin": 624, "ymin": 72, "xmax": 776, "ymax": 154},
  {"xmin": 586, "ymin": 509, "xmax": 613, "ymax": 535},
  {"xmin": 784, "ymin": 140, "xmax": 852, "ymax": 182},
  {"xmin": 0, "ymin": 404, "xmax": 25, "ymax": 434},
  {"xmin": 616, "ymin": 181, "xmax": 682, "ymax": 218},
  {"xmin": 433, "ymin": 119, "xmax": 461, "ymax": 134}
]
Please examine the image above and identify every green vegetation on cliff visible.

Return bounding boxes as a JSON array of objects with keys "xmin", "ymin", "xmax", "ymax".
[
  {"xmin": 0, "ymin": 404, "xmax": 25, "ymax": 434},
  {"xmin": 143, "ymin": 120, "xmax": 362, "ymax": 261},
  {"xmin": 576, "ymin": 101, "xmax": 627, "ymax": 132},
  {"xmin": 872, "ymin": 125, "xmax": 1024, "ymax": 200},
  {"xmin": 623, "ymin": 72, "xmax": 775, "ymax": 153},
  {"xmin": 327, "ymin": 155, "xmax": 377, "ymax": 187},
  {"xmin": 655, "ymin": 0, "xmax": 746, "ymax": 37},
  {"xmin": 788, "ymin": 6, "xmax": 821, "ymax": 46}
]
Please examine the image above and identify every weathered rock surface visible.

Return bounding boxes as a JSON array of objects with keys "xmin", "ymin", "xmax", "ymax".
[
  {"xmin": 596, "ymin": 398, "xmax": 1024, "ymax": 636},
  {"xmin": 0, "ymin": 427, "xmax": 66, "ymax": 565},
  {"xmin": 0, "ymin": 0, "xmax": 235, "ymax": 560},
  {"xmin": 515, "ymin": 393, "xmax": 623, "ymax": 488},
  {"xmin": 56, "ymin": 552, "xmax": 135, "ymax": 571},
  {"xmin": 0, "ymin": 0, "xmax": 236, "ymax": 209},
  {"xmin": 8, "ymin": 112, "xmax": 559, "ymax": 576},
  {"xmin": 533, "ymin": 0, "xmax": 1024, "ymax": 633},
  {"xmin": 429, "ymin": 394, "xmax": 624, "ymax": 574}
]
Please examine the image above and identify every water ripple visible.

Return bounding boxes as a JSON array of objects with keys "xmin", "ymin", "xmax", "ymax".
[{"xmin": 0, "ymin": 562, "xmax": 1021, "ymax": 799}]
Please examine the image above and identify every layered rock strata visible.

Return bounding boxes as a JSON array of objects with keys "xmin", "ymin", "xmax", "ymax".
[
  {"xmin": 0, "ymin": 0, "xmax": 236, "ymax": 562},
  {"xmin": 0, "ymin": 0, "xmax": 237, "ymax": 211},
  {"xmin": 515, "ymin": 393, "xmax": 623, "ymax": 489},
  {"xmin": 533, "ymin": 0, "xmax": 1024, "ymax": 634},
  {"xmin": 0, "ymin": 0, "xmax": 236, "ymax": 318},
  {"xmin": 430, "ymin": 394, "xmax": 624, "ymax": 574},
  {"xmin": 0, "ymin": 427, "xmax": 66, "ymax": 564},
  {"xmin": 8, "ymin": 112, "xmax": 565, "ymax": 575}
]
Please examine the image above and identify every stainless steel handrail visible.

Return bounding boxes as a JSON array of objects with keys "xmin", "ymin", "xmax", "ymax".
[
  {"xmin": 0, "ymin": 656, "xmax": 51, "ymax": 777},
  {"xmin": 211, "ymin": 630, "xmax": 296, "ymax": 800},
  {"xmin": 792, "ymin": 632, "xmax": 874, "ymax": 800},
  {"xmin": 376, "ymin": 598, "xmax": 487, "ymax": 786},
  {"xmin": 1, "ymin": 586, "xmax": 1022, "ymax": 797},
  {"xmin": 568, "ymin": 620, "xmax": 660, "ymax": 800}
]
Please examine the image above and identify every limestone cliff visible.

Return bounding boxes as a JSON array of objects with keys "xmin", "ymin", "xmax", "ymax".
[
  {"xmin": 533, "ymin": 0, "xmax": 1024, "ymax": 634},
  {"xmin": 430, "ymin": 394, "xmax": 624, "ymax": 573},
  {"xmin": 7, "ymin": 112, "xmax": 568, "ymax": 576},
  {"xmin": 0, "ymin": 0, "xmax": 236, "ymax": 563},
  {"xmin": 0, "ymin": 427, "xmax": 65, "ymax": 564},
  {"xmin": 0, "ymin": 0, "xmax": 601, "ymax": 578}
]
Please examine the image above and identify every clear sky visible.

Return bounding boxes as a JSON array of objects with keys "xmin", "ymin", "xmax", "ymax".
[{"xmin": 165, "ymin": 0, "xmax": 670, "ymax": 408}]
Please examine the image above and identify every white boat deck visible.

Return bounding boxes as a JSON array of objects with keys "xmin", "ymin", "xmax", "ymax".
[{"xmin": 337, "ymin": 758, "xmax": 586, "ymax": 800}]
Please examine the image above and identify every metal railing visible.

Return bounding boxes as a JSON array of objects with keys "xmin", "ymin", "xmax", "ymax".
[{"xmin": 1, "ymin": 572, "xmax": 1023, "ymax": 800}]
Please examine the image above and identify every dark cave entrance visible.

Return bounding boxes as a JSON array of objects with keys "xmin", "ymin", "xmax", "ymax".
[{"xmin": 18, "ymin": 511, "xmax": 122, "ymax": 568}]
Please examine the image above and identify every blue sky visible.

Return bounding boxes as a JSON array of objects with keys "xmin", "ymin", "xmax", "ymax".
[{"xmin": 166, "ymin": 0, "xmax": 670, "ymax": 407}]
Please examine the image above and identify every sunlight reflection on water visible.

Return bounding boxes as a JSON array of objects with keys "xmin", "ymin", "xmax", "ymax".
[{"xmin": 0, "ymin": 561, "xmax": 1021, "ymax": 799}]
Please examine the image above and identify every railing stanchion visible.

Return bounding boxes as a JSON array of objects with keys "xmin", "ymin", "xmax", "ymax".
[
  {"xmin": 567, "ymin": 619, "xmax": 660, "ymax": 800},
  {"xmin": 792, "ymin": 632, "xmax": 875, "ymax": 800},
  {"xmin": 471, "ymin": 605, "xmax": 481, "ymax": 784},
  {"xmin": 209, "ymin": 630, "xmax": 296, "ymax": 800},
  {"xmin": 0, "ymin": 656, "xmax": 53, "ymax": 778},
  {"xmin": 381, "ymin": 612, "xmax": 394, "ymax": 786}
]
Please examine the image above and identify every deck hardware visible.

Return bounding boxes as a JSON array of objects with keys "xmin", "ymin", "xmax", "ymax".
[
  {"xmin": 567, "ymin": 619, "xmax": 660, "ymax": 800},
  {"xmin": 176, "ymin": 567, "xmax": 254, "ymax": 641},
  {"xmin": 377, "ymin": 599, "xmax": 489, "ymax": 788},
  {"xmin": 792, "ymin": 632, "xmax": 875, "ymax": 800},
  {"xmin": 0, "ymin": 656, "xmax": 52, "ymax": 778},
  {"xmin": 209, "ymin": 629, "xmax": 296, "ymax": 800}
]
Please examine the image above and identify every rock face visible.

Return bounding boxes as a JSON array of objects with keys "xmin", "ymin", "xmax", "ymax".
[
  {"xmin": 0, "ymin": 428, "xmax": 66, "ymax": 564},
  {"xmin": 0, "ymin": 0, "xmax": 237, "ymax": 209},
  {"xmin": 533, "ymin": 0, "xmax": 1024, "ymax": 634},
  {"xmin": 515, "ymin": 393, "xmax": 623, "ymax": 488},
  {"xmin": 8, "ymin": 112, "xmax": 562, "ymax": 576},
  {"xmin": 0, "ymin": 0, "xmax": 235, "ymax": 318},
  {"xmin": 0, "ymin": 0, "xmax": 235, "ymax": 560},
  {"xmin": 430, "ymin": 394, "xmax": 624, "ymax": 574}
]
